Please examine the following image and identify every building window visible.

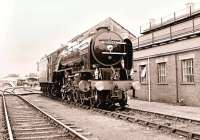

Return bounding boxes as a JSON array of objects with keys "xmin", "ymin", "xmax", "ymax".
[
  {"xmin": 182, "ymin": 59, "xmax": 194, "ymax": 83},
  {"xmin": 139, "ymin": 65, "xmax": 147, "ymax": 83},
  {"xmin": 157, "ymin": 62, "xmax": 167, "ymax": 83}
]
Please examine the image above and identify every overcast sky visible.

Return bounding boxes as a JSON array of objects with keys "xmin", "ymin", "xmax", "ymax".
[{"xmin": 0, "ymin": 0, "xmax": 199, "ymax": 77}]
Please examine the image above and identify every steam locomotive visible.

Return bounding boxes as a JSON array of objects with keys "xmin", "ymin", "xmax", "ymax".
[{"xmin": 39, "ymin": 27, "xmax": 136, "ymax": 107}]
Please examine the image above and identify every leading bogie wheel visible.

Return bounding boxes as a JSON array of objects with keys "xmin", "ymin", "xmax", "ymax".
[
  {"xmin": 93, "ymin": 89, "xmax": 100, "ymax": 107},
  {"xmin": 80, "ymin": 93, "xmax": 85, "ymax": 105},
  {"xmin": 119, "ymin": 92, "xmax": 127, "ymax": 107},
  {"xmin": 51, "ymin": 88, "xmax": 56, "ymax": 97},
  {"xmin": 61, "ymin": 92, "xmax": 66, "ymax": 100}
]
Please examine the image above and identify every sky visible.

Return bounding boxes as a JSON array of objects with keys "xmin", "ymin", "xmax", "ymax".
[{"xmin": 0, "ymin": 0, "xmax": 199, "ymax": 77}]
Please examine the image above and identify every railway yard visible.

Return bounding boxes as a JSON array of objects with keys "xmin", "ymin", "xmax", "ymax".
[
  {"xmin": 0, "ymin": 87, "xmax": 199, "ymax": 140},
  {"xmin": 2, "ymin": 1, "xmax": 200, "ymax": 140}
]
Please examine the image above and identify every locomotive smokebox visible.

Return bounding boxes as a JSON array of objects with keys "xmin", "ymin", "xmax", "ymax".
[
  {"xmin": 90, "ymin": 29, "xmax": 125, "ymax": 67},
  {"xmin": 90, "ymin": 28, "xmax": 132, "ymax": 70}
]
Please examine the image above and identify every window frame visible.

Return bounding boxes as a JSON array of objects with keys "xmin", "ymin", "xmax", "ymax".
[
  {"xmin": 181, "ymin": 58, "xmax": 194, "ymax": 83},
  {"xmin": 139, "ymin": 65, "xmax": 147, "ymax": 84},
  {"xmin": 157, "ymin": 62, "xmax": 167, "ymax": 84}
]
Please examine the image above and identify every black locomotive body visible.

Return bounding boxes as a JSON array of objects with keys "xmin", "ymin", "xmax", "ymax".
[{"xmin": 39, "ymin": 27, "xmax": 136, "ymax": 107}]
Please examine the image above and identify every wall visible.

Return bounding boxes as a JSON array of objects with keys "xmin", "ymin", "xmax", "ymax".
[
  {"xmin": 150, "ymin": 55, "xmax": 177, "ymax": 103},
  {"xmin": 133, "ymin": 55, "xmax": 177, "ymax": 104},
  {"xmin": 134, "ymin": 37, "xmax": 200, "ymax": 60},
  {"xmin": 133, "ymin": 39, "xmax": 200, "ymax": 106},
  {"xmin": 133, "ymin": 60, "xmax": 149, "ymax": 100},
  {"xmin": 177, "ymin": 50, "xmax": 200, "ymax": 106}
]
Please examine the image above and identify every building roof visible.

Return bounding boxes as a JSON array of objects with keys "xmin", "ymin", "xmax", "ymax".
[
  {"xmin": 69, "ymin": 17, "xmax": 136, "ymax": 43},
  {"xmin": 44, "ymin": 17, "xmax": 136, "ymax": 59}
]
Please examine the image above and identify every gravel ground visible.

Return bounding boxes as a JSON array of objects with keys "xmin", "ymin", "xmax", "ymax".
[{"xmin": 23, "ymin": 94, "xmax": 186, "ymax": 140}]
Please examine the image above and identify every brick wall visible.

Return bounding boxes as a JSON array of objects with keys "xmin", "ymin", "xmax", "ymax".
[
  {"xmin": 150, "ymin": 55, "xmax": 177, "ymax": 103},
  {"xmin": 177, "ymin": 50, "xmax": 200, "ymax": 106},
  {"xmin": 133, "ymin": 45, "xmax": 200, "ymax": 106},
  {"xmin": 133, "ymin": 60, "xmax": 149, "ymax": 100}
]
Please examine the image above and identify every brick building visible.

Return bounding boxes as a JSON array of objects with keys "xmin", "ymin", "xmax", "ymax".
[{"xmin": 132, "ymin": 3, "xmax": 200, "ymax": 106}]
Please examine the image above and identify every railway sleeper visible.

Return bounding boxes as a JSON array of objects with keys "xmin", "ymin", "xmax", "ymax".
[
  {"xmin": 11, "ymin": 119, "xmax": 45, "ymax": 123},
  {"xmin": 13, "ymin": 124, "xmax": 51, "ymax": 129},
  {"xmin": 13, "ymin": 121, "xmax": 48, "ymax": 126},
  {"xmin": 13, "ymin": 127, "xmax": 56, "ymax": 133},
  {"xmin": 14, "ymin": 130, "xmax": 63, "ymax": 138},
  {"xmin": 15, "ymin": 134, "xmax": 69, "ymax": 140},
  {"xmin": 11, "ymin": 116, "xmax": 42, "ymax": 119},
  {"xmin": 193, "ymin": 133, "xmax": 200, "ymax": 140},
  {"xmin": 175, "ymin": 129, "xmax": 191, "ymax": 137}
]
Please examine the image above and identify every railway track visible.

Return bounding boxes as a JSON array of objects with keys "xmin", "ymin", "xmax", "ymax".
[
  {"xmin": 1, "ymin": 87, "xmax": 89, "ymax": 140},
  {"xmin": 64, "ymin": 101, "xmax": 200, "ymax": 140}
]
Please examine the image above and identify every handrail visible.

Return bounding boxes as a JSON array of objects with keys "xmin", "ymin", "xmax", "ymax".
[
  {"xmin": 140, "ymin": 3, "xmax": 200, "ymax": 33},
  {"xmin": 134, "ymin": 22, "xmax": 200, "ymax": 48}
]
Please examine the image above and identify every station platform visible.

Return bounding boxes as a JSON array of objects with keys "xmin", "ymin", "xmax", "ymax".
[{"xmin": 128, "ymin": 98, "xmax": 200, "ymax": 121}]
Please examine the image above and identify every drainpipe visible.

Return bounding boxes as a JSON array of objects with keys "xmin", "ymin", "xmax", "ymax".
[
  {"xmin": 148, "ymin": 57, "xmax": 151, "ymax": 102},
  {"xmin": 175, "ymin": 54, "xmax": 179, "ymax": 103}
]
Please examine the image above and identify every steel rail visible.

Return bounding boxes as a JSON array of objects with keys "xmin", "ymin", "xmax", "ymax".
[
  {"xmin": 1, "ymin": 90, "xmax": 14, "ymax": 140},
  {"xmin": 16, "ymin": 94, "xmax": 89, "ymax": 140},
  {"xmin": 1, "ymin": 86, "xmax": 89, "ymax": 140},
  {"xmin": 108, "ymin": 111, "xmax": 200, "ymax": 140},
  {"xmin": 124, "ymin": 107, "xmax": 200, "ymax": 124},
  {"xmin": 65, "ymin": 101, "xmax": 200, "ymax": 140}
]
